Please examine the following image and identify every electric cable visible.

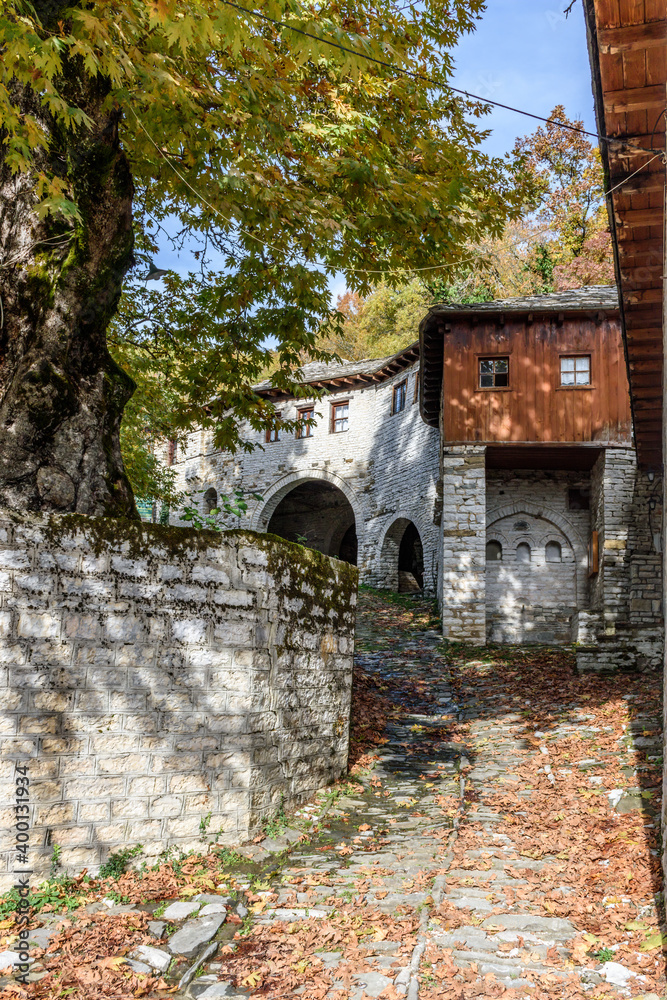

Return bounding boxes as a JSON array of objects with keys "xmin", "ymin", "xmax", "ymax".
[
  {"xmin": 131, "ymin": 104, "xmax": 662, "ymax": 280},
  {"xmin": 219, "ymin": 0, "xmax": 660, "ymax": 160},
  {"xmin": 605, "ymin": 153, "xmax": 666, "ymax": 199}
]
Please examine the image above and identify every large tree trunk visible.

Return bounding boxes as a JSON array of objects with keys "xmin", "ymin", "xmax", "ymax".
[{"xmin": 0, "ymin": 34, "xmax": 137, "ymax": 517}]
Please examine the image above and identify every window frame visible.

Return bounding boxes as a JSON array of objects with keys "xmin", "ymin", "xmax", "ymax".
[
  {"xmin": 330, "ymin": 399, "xmax": 350, "ymax": 434},
  {"xmin": 558, "ymin": 353, "xmax": 594, "ymax": 390},
  {"xmin": 413, "ymin": 375, "xmax": 420, "ymax": 404},
  {"xmin": 477, "ymin": 354, "xmax": 512, "ymax": 391},
  {"xmin": 265, "ymin": 413, "xmax": 282, "ymax": 443},
  {"xmin": 392, "ymin": 380, "xmax": 408, "ymax": 415},
  {"xmin": 296, "ymin": 405, "xmax": 315, "ymax": 439}
]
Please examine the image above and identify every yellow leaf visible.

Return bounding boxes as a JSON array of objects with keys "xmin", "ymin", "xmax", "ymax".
[
  {"xmin": 583, "ymin": 933, "xmax": 598, "ymax": 944},
  {"xmin": 639, "ymin": 932, "xmax": 667, "ymax": 952},
  {"xmin": 98, "ymin": 956, "xmax": 128, "ymax": 970},
  {"xmin": 242, "ymin": 970, "xmax": 262, "ymax": 987},
  {"xmin": 178, "ymin": 885, "xmax": 201, "ymax": 898}
]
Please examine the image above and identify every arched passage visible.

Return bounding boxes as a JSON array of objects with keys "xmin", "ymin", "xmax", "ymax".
[
  {"xmin": 266, "ymin": 481, "xmax": 357, "ymax": 564},
  {"xmin": 379, "ymin": 518, "xmax": 424, "ymax": 592}
]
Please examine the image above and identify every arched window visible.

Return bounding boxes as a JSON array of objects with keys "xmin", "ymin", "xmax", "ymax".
[
  {"xmin": 516, "ymin": 542, "xmax": 531, "ymax": 564},
  {"xmin": 486, "ymin": 540, "xmax": 502, "ymax": 561},
  {"xmin": 204, "ymin": 487, "xmax": 218, "ymax": 514},
  {"xmin": 545, "ymin": 540, "xmax": 562, "ymax": 563}
]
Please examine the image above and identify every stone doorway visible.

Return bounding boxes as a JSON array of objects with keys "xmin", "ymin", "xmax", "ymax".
[
  {"xmin": 266, "ymin": 481, "xmax": 357, "ymax": 564},
  {"xmin": 380, "ymin": 518, "xmax": 424, "ymax": 593}
]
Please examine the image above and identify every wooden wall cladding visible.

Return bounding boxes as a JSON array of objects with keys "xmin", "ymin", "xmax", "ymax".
[
  {"xmin": 584, "ymin": 0, "xmax": 666, "ymax": 469},
  {"xmin": 441, "ymin": 316, "xmax": 633, "ymax": 446}
]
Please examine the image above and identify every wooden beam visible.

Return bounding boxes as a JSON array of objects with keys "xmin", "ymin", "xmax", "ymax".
[
  {"xmin": 615, "ymin": 207, "xmax": 665, "ymax": 228},
  {"xmin": 598, "ymin": 21, "xmax": 667, "ymax": 53},
  {"xmin": 603, "ymin": 85, "xmax": 666, "ymax": 113}
]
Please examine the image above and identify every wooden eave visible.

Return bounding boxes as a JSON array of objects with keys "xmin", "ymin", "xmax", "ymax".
[
  {"xmin": 584, "ymin": 0, "xmax": 666, "ymax": 470},
  {"xmin": 254, "ymin": 342, "xmax": 420, "ymax": 402}
]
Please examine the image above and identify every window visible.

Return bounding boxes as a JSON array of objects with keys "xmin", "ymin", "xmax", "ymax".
[
  {"xmin": 297, "ymin": 407, "xmax": 314, "ymax": 439},
  {"xmin": 331, "ymin": 401, "xmax": 349, "ymax": 433},
  {"xmin": 413, "ymin": 376, "xmax": 420, "ymax": 404},
  {"xmin": 561, "ymin": 355, "xmax": 591, "ymax": 386},
  {"xmin": 479, "ymin": 357, "xmax": 509, "ymax": 388},
  {"xmin": 516, "ymin": 542, "xmax": 531, "ymax": 564},
  {"xmin": 486, "ymin": 540, "xmax": 502, "ymax": 561},
  {"xmin": 265, "ymin": 415, "xmax": 281, "ymax": 443},
  {"xmin": 203, "ymin": 488, "xmax": 218, "ymax": 514},
  {"xmin": 568, "ymin": 488, "xmax": 590, "ymax": 511},
  {"xmin": 392, "ymin": 380, "xmax": 407, "ymax": 414},
  {"xmin": 545, "ymin": 541, "xmax": 562, "ymax": 563}
]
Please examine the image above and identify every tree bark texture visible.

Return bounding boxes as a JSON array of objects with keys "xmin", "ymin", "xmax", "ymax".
[{"xmin": 0, "ymin": 48, "xmax": 137, "ymax": 517}]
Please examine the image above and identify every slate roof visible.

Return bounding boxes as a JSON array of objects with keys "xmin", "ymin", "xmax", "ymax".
[
  {"xmin": 425, "ymin": 285, "xmax": 620, "ymax": 318},
  {"xmin": 254, "ymin": 342, "xmax": 420, "ymax": 394}
]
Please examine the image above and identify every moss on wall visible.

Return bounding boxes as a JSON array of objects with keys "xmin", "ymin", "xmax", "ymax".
[{"xmin": 30, "ymin": 511, "xmax": 358, "ymax": 618}]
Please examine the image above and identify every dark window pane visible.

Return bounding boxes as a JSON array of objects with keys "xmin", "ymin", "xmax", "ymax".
[
  {"xmin": 480, "ymin": 374, "xmax": 494, "ymax": 387},
  {"xmin": 486, "ymin": 540, "xmax": 502, "ymax": 561},
  {"xmin": 495, "ymin": 372, "xmax": 509, "ymax": 387}
]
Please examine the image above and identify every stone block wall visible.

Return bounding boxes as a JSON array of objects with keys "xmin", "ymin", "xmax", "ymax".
[
  {"xmin": 440, "ymin": 447, "xmax": 486, "ymax": 642},
  {"xmin": 438, "ymin": 447, "xmax": 662, "ymax": 668},
  {"xmin": 0, "ymin": 513, "xmax": 356, "ymax": 889},
  {"xmin": 577, "ymin": 449, "xmax": 663, "ymax": 671},
  {"xmin": 486, "ymin": 469, "xmax": 592, "ymax": 644}
]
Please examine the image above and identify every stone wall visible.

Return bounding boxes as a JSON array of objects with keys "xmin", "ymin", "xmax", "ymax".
[
  {"xmin": 486, "ymin": 469, "xmax": 592, "ymax": 644},
  {"xmin": 170, "ymin": 360, "xmax": 442, "ymax": 595},
  {"xmin": 0, "ymin": 513, "xmax": 356, "ymax": 889},
  {"xmin": 438, "ymin": 447, "xmax": 662, "ymax": 667},
  {"xmin": 440, "ymin": 447, "xmax": 486, "ymax": 642},
  {"xmin": 576, "ymin": 449, "xmax": 663, "ymax": 671}
]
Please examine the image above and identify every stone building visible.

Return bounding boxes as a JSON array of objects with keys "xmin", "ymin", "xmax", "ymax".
[
  {"xmin": 170, "ymin": 344, "xmax": 442, "ymax": 595},
  {"xmin": 420, "ymin": 285, "xmax": 663, "ymax": 670}
]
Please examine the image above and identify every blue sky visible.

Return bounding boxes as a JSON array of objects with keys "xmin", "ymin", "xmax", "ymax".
[
  {"xmin": 451, "ymin": 0, "xmax": 596, "ymax": 158},
  {"xmin": 152, "ymin": 0, "xmax": 597, "ymax": 300}
]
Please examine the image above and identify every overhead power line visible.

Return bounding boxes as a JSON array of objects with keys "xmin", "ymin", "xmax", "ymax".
[
  {"xmin": 131, "ymin": 100, "xmax": 661, "ymax": 280},
  {"xmin": 219, "ymin": 0, "xmax": 659, "ymax": 160},
  {"xmin": 131, "ymin": 106, "xmax": 558, "ymax": 278}
]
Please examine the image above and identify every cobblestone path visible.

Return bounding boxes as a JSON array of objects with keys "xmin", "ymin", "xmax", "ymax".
[{"xmin": 5, "ymin": 589, "xmax": 666, "ymax": 1000}]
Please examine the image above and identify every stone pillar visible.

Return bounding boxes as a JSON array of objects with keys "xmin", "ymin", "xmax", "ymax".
[
  {"xmin": 440, "ymin": 446, "xmax": 486, "ymax": 642},
  {"xmin": 591, "ymin": 448, "xmax": 636, "ymax": 632}
]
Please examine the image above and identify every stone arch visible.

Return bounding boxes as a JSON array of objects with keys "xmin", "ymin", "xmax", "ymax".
[
  {"xmin": 486, "ymin": 501, "xmax": 586, "ymax": 560},
  {"xmin": 377, "ymin": 515, "xmax": 427, "ymax": 592},
  {"xmin": 485, "ymin": 503, "xmax": 586, "ymax": 645},
  {"xmin": 252, "ymin": 469, "xmax": 366, "ymax": 534},
  {"xmin": 253, "ymin": 470, "xmax": 364, "ymax": 564}
]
